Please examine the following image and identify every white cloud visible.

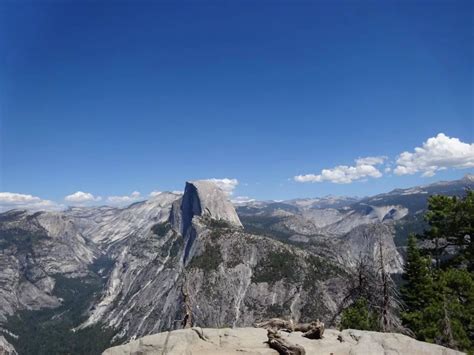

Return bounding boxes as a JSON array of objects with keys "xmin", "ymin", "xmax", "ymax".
[
  {"xmin": 149, "ymin": 191, "xmax": 162, "ymax": 197},
  {"xmin": 355, "ymin": 156, "xmax": 387, "ymax": 165},
  {"xmin": 0, "ymin": 192, "xmax": 63, "ymax": 212},
  {"xmin": 65, "ymin": 191, "xmax": 101, "ymax": 203},
  {"xmin": 394, "ymin": 133, "xmax": 474, "ymax": 177},
  {"xmin": 231, "ymin": 196, "xmax": 256, "ymax": 204},
  {"xmin": 205, "ymin": 178, "xmax": 239, "ymax": 195},
  {"xmin": 107, "ymin": 191, "xmax": 142, "ymax": 205},
  {"xmin": 294, "ymin": 156, "xmax": 386, "ymax": 184}
]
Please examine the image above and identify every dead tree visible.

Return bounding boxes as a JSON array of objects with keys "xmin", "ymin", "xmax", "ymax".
[
  {"xmin": 379, "ymin": 242, "xmax": 390, "ymax": 331},
  {"xmin": 329, "ymin": 254, "xmax": 378, "ymax": 326},
  {"xmin": 181, "ymin": 277, "xmax": 193, "ymax": 328},
  {"xmin": 334, "ymin": 241, "xmax": 405, "ymax": 333},
  {"xmin": 266, "ymin": 330, "xmax": 306, "ymax": 355},
  {"xmin": 442, "ymin": 293, "xmax": 456, "ymax": 349},
  {"xmin": 376, "ymin": 241, "xmax": 403, "ymax": 332}
]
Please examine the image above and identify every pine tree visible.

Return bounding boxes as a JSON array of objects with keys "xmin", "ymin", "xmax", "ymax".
[
  {"xmin": 340, "ymin": 298, "xmax": 378, "ymax": 331},
  {"xmin": 402, "ymin": 192, "xmax": 474, "ymax": 353},
  {"xmin": 424, "ymin": 191, "xmax": 474, "ymax": 270},
  {"xmin": 434, "ymin": 269, "xmax": 474, "ymax": 351},
  {"xmin": 401, "ymin": 235, "xmax": 433, "ymax": 323},
  {"xmin": 401, "ymin": 234, "xmax": 434, "ymax": 339}
]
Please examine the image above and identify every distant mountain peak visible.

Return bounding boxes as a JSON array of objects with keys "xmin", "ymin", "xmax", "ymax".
[
  {"xmin": 172, "ymin": 180, "xmax": 242, "ymax": 236},
  {"xmin": 462, "ymin": 173, "xmax": 474, "ymax": 182}
]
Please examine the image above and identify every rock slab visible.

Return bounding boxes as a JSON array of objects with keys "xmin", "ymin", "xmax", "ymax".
[{"xmin": 103, "ymin": 327, "xmax": 464, "ymax": 355}]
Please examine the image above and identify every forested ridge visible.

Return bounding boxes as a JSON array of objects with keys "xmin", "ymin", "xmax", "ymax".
[{"xmin": 340, "ymin": 191, "xmax": 474, "ymax": 353}]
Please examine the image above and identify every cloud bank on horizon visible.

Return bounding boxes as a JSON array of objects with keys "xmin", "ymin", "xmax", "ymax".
[
  {"xmin": 0, "ymin": 178, "xmax": 240, "ymax": 212},
  {"xmin": 294, "ymin": 133, "xmax": 474, "ymax": 184},
  {"xmin": 0, "ymin": 192, "xmax": 64, "ymax": 212},
  {"xmin": 1, "ymin": 134, "xmax": 472, "ymax": 212}
]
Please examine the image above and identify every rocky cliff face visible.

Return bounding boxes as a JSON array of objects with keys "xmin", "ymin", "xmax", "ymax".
[
  {"xmin": 66, "ymin": 192, "xmax": 181, "ymax": 248},
  {"xmin": 102, "ymin": 327, "xmax": 464, "ymax": 355},
  {"xmin": 238, "ymin": 203, "xmax": 406, "ymax": 273},
  {"xmin": 339, "ymin": 223, "xmax": 403, "ymax": 273},
  {"xmin": 173, "ymin": 181, "xmax": 242, "ymax": 234},
  {"xmin": 0, "ymin": 176, "xmax": 471, "ymax": 352},
  {"xmin": 0, "ymin": 335, "xmax": 17, "ymax": 355},
  {"xmin": 0, "ymin": 210, "xmax": 98, "ymax": 322},
  {"xmin": 0, "ymin": 193, "xmax": 181, "ymax": 325},
  {"xmin": 235, "ymin": 177, "xmax": 474, "ymax": 274},
  {"xmin": 78, "ymin": 181, "xmax": 348, "ymax": 341}
]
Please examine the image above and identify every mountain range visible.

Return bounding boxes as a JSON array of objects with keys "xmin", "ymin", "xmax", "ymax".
[{"xmin": 0, "ymin": 174, "xmax": 472, "ymax": 354}]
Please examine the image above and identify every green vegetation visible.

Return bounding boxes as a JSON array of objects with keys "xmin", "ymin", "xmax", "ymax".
[
  {"xmin": 423, "ymin": 191, "xmax": 473, "ymax": 270},
  {"xmin": 210, "ymin": 229, "xmax": 222, "ymax": 240},
  {"xmin": 299, "ymin": 290, "xmax": 331, "ymax": 323},
  {"xmin": 303, "ymin": 255, "xmax": 347, "ymax": 288},
  {"xmin": 340, "ymin": 298, "xmax": 379, "ymax": 331},
  {"xmin": 200, "ymin": 215, "xmax": 234, "ymax": 230},
  {"xmin": 240, "ymin": 215, "xmax": 294, "ymax": 241},
  {"xmin": 207, "ymin": 218, "xmax": 232, "ymax": 229},
  {"xmin": 400, "ymin": 234, "xmax": 434, "ymax": 334},
  {"xmin": 169, "ymin": 234, "xmax": 184, "ymax": 258},
  {"xmin": 401, "ymin": 191, "xmax": 474, "ymax": 353},
  {"xmin": 151, "ymin": 222, "xmax": 171, "ymax": 237},
  {"xmin": 393, "ymin": 214, "xmax": 427, "ymax": 247},
  {"xmin": 225, "ymin": 248, "xmax": 243, "ymax": 269},
  {"xmin": 159, "ymin": 232, "xmax": 183, "ymax": 259},
  {"xmin": 0, "ymin": 227, "xmax": 48, "ymax": 252},
  {"xmin": 188, "ymin": 243, "xmax": 223, "ymax": 272},
  {"xmin": 4, "ymin": 258, "xmax": 119, "ymax": 355},
  {"xmin": 201, "ymin": 217, "xmax": 234, "ymax": 241},
  {"xmin": 252, "ymin": 249, "xmax": 301, "ymax": 284}
]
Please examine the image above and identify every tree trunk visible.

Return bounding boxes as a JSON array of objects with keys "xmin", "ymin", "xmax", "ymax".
[{"xmin": 181, "ymin": 279, "xmax": 193, "ymax": 329}]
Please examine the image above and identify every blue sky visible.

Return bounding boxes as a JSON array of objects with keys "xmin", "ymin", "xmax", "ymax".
[{"xmin": 0, "ymin": 0, "xmax": 472, "ymax": 208}]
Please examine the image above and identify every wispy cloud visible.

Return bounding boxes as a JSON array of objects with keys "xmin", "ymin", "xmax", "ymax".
[{"xmin": 231, "ymin": 196, "xmax": 255, "ymax": 204}]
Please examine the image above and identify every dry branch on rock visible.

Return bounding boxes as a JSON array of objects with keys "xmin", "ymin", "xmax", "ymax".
[
  {"xmin": 301, "ymin": 320, "xmax": 325, "ymax": 339},
  {"xmin": 255, "ymin": 318, "xmax": 295, "ymax": 332},
  {"xmin": 266, "ymin": 329, "xmax": 306, "ymax": 355},
  {"xmin": 256, "ymin": 318, "xmax": 325, "ymax": 340}
]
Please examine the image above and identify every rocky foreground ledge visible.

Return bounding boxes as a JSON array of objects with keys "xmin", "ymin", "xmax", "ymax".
[{"xmin": 102, "ymin": 327, "xmax": 464, "ymax": 355}]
